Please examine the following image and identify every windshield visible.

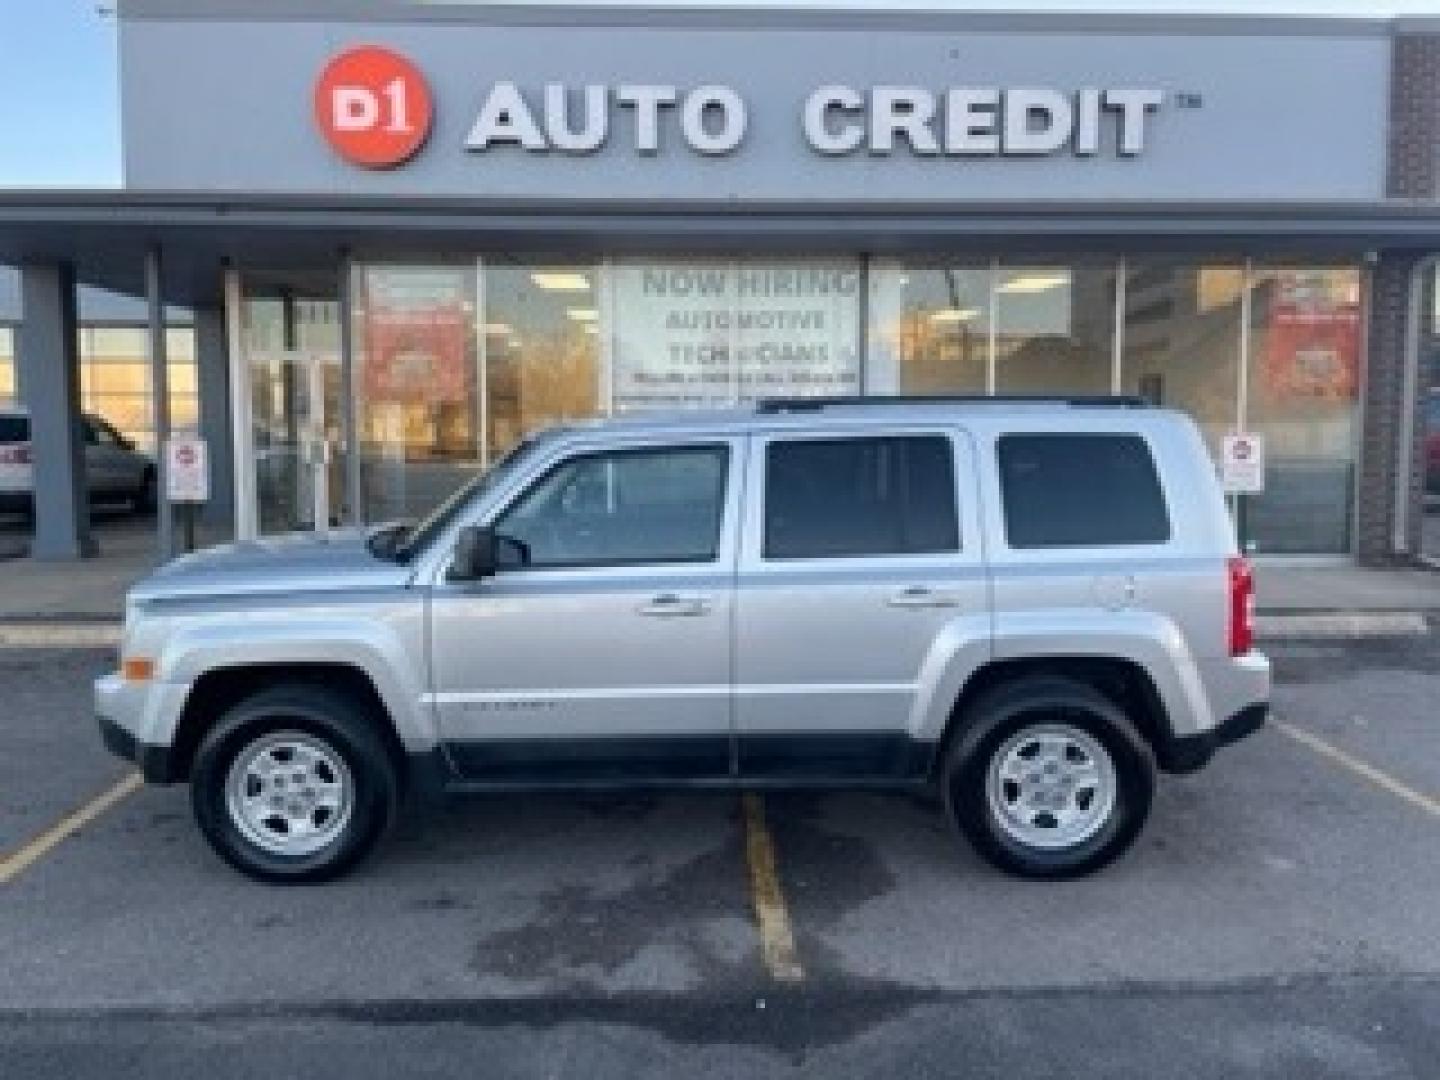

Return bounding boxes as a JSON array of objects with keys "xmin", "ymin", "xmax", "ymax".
[{"xmin": 381, "ymin": 432, "xmax": 551, "ymax": 563}]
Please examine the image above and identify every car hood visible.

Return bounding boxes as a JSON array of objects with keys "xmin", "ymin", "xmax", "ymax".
[{"xmin": 129, "ymin": 528, "xmax": 413, "ymax": 605}]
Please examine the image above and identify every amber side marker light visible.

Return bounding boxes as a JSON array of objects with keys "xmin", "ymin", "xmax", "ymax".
[{"xmin": 122, "ymin": 658, "xmax": 156, "ymax": 682}]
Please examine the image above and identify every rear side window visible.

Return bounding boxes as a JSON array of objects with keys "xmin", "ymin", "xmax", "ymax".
[
  {"xmin": 998, "ymin": 433, "xmax": 1170, "ymax": 548},
  {"xmin": 764, "ymin": 435, "xmax": 959, "ymax": 559},
  {"xmin": 0, "ymin": 416, "xmax": 29, "ymax": 443}
]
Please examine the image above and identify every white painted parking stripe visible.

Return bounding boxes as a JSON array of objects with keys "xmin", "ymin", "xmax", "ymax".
[
  {"xmin": 741, "ymin": 793, "xmax": 804, "ymax": 983},
  {"xmin": 1276, "ymin": 721, "xmax": 1440, "ymax": 820},
  {"xmin": 0, "ymin": 773, "xmax": 143, "ymax": 886}
]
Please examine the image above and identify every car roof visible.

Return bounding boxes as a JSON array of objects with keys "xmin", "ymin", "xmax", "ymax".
[{"xmin": 547, "ymin": 397, "xmax": 1182, "ymax": 440}]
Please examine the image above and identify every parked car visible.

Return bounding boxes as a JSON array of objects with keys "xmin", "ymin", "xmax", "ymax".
[
  {"xmin": 96, "ymin": 396, "xmax": 1269, "ymax": 883},
  {"xmin": 0, "ymin": 407, "xmax": 156, "ymax": 518}
]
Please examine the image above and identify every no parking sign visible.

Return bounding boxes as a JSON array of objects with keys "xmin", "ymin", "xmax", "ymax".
[
  {"xmin": 166, "ymin": 434, "xmax": 210, "ymax": 504},
  {"xmin": 1220, "ymin": 433, "xmax": 1265, "ymax": 494}
]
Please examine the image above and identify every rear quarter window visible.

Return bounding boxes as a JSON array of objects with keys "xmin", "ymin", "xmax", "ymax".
[{"xmin": 997, "ymin": 433, "xmax": 1171, "ymax": 549}]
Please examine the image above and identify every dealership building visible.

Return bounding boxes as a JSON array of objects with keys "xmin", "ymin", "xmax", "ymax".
[{"xmin": 3, "ymin": 0, "xmax": 1440, "ymax": 561}]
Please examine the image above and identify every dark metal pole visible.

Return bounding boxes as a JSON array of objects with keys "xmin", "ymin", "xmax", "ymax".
[
  {"xmin": 338, "ymin": 251, "xmax": 363, "ymax": 526},
  {"xmin": 146, "ymin": 246, "xmax": 173, "ymax": 561}
]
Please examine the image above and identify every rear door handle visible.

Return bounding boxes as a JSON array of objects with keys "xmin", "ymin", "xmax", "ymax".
[
  {"xmin": 887, "ymin": 586, "xmax": 961, "ymax": 610},
  {"xmin": 637, "ymin": 593, "xmax": 712, "ymax": 617}
]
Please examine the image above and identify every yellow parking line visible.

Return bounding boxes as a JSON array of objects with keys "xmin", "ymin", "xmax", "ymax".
[
  {"xmin": 1276, "ymin": 721, "xmax": 1440, "ymax": 820},
  {"xmin": 741, "ymin": 792, "xmax": 804, "ymax": 983},
  {"xmin": 0, "ymin": 772, "xmax": 143, "ymax": 886}
]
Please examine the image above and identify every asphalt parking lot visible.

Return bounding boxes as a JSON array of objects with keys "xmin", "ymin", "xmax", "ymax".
[{"xmin": 1, "ymin": 634, "xmax": 1438, "ymax": 1077}]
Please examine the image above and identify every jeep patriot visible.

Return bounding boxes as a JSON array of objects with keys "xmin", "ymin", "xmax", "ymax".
[{"xmin": 97, "ymin": 397, "xmax": 1270, "ymax": 882}]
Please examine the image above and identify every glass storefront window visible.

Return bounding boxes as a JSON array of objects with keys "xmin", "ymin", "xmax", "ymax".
[
  {"xmin": 0, "ymin": 326, "xmax": 15, "ymax": 407},
  {"xmin": 607, "ymin": 257, "xmax": 861, "ymax": 409},
  {"xmin": 868, "ymin": 260, "xmax": 989, "ymax": 394},
  {"xmin": 353, "ymin": 260, "xmax": 604, "ymax": 523},
  {"xmin": 1120, "ymin": 259, "xmax": 1243, "ymax": 453},
  {"xmin": 354, "ymin": 263, "xmax": 480, "ymax": 524},
  {"xmin": 993, "ymin": 262, "xmax": 1115, "ymax": 395},
  {"xmin": 483, "ymin": 260, "xmax": 601, "ymax": 457},
  {"xmin": 338, "ymin": 252, "xmax": 1365, "ymax": 555},
  {"xmin": 1244, "ymin": 264, "xmax": 1362, "ymax": 555},
  {"xmin": 73, "ymin": 326, "xmax": 198, "ymax": 455}
]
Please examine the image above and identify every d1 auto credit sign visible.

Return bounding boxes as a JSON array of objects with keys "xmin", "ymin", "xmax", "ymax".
[
  {"xmin": 1220, "ymin": 433, "xmax": 1264, "ymax": 494},
  {"xmin": 314, "ymin": 46, "xmax": 433, "ymax": 168}
]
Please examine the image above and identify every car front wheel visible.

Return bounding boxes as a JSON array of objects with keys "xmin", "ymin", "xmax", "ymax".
[
  {"xmin": 943, "ymin": 678, "xmax": 1155, "ymax": 879},
  {"xmin": 190, "ymin": 685, "xmax": 398, "ymax": 883}
]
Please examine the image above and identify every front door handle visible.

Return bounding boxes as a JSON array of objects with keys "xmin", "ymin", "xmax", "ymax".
[
  {"xmin": 887, "ymin": 586, "xmax": 961, "ymax": 610},
  {"xmin": 637, "ymin": 593, "xmax": 712, "ymax": 617}
]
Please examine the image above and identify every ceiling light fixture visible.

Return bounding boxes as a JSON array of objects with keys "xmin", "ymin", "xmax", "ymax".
[
  {"xmin": 931, "ymin": 307, "xmax": 980, "ymax": 323},
  {"xmin": 998, "ymin": 273, "xmax": 1070, "ymax": 294},
  {"xmin": 531, "ymin": 272, "xmax": 592, "ymax": 292}
]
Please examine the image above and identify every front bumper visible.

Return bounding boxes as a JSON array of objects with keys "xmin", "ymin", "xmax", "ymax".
[
  {"xmin": 98, "ymin": 713, "xmax": 178, "ymax": 783},
  {"xmin": 95, "ymin": 671, "xmax": 186, "ymax": 783}
]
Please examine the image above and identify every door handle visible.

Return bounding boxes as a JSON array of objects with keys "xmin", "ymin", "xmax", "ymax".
[
  {"xmin": 887, "ymin": 586, "xmax": 961, "ymax": 610},
  {"xmin": 637, "ymin": 593, "xmax": 712, "ymax": 617}
]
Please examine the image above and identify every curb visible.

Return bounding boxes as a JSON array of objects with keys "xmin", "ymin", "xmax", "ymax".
[
  {"xmin": 1256, "ymin": 611, "xmax": 1430, "ymax": 640},
  {"xmin": 0, "ymin": 623, "xmax": 122, "ymax": 648}
]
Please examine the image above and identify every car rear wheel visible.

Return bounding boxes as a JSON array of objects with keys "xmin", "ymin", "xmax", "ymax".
[
  {"xmin": 942, "ymin": 678, "xmax": 1155, "ymax": 879},
  {"xmin": 190, "ymin": 684, "xmax": 398, "ymax": 883}
]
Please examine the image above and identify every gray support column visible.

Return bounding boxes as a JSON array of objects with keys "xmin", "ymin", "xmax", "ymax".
[
  {"xmin": 17, "ymin": 262, "xmax": 93, "ymax": 560},
  {"xmin": 194, "ymin": 305, "xmax": 234, "ymax": 535},
  {"xmin": 338, "ymin": 253, "xmax": 362, "ymax": 525},
  {"xmin": 1357, "ymin": 253, "xmax": 1423, "ymax": 565},
  {"xmin": 224, "ymin": 264, "xmax": 258, "ymax": 542},
  {"xmin": 146, "ymin": 248, "xmax": 173, "ymax": 561}
]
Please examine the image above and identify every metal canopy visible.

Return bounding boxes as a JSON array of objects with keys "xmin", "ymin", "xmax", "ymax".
[{"xmin": 4, "ymin": 189, "xmax": 1440, "ymax": 303}]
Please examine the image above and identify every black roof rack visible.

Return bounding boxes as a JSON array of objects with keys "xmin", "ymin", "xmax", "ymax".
[{"xmin": 754, "ymin": 395, "xmax": 1151, "ymax": 414}]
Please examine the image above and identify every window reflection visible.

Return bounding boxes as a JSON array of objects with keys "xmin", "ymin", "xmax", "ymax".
[
  {"xmin": 0, "ymin": 326, "xmax": 15, "ymax": 408},
  {"xmin": 352, "ymin": 260, "xmax": 600, "ymax": 522},
  {"xmin": 1246, "ymin": 264, "xmax": 1361, "ymax": 554},
  {"xmin": 868, "ymin": 260, "xmax": 989, "ymax": 395},
  {"xmin": 1121, "ymin": 259, "xmax": 1243, "ymax": 452},
  {"xmin": 483, "ymin": 261, "xmax": 600, "ymax": 458},
  {"xmin": 993, "ymin": 263, "xmax": 1114, "ymax": 395}
]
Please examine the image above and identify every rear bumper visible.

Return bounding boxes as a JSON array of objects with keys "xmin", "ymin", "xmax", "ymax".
[{"xmin": 1159, "ymin": 703, "xmax": 1268, "ymax": 774}]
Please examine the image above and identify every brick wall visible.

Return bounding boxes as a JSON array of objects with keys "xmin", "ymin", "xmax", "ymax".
[{"xmin": 1359, "ymin": 33, "xmax": 1440, "ymax": 563}]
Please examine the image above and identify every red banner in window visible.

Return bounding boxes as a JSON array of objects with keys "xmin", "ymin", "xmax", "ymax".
[
  {"xmin": 1262, "ymin": 275, "xmax": 1360, "ymax": 402},
  {"xmin": 362, "ymin": 293, "xmax": 470, "ymax": 404}
]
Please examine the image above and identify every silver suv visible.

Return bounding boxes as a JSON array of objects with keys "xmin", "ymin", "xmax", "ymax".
[{"xmin": 96, "ymin": 397, "xmax": 1269, "ymax": 883}]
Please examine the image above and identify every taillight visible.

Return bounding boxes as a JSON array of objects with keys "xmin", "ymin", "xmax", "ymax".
[
  {"xmin": 1228, "ymin": 556, "xmax": 1255, "ymax": 656},
  {"xmin": 0, "ymin": 443, "xmax": 30, "ymax": 465}
]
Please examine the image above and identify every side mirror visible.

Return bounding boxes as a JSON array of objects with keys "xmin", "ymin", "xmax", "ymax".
[{"xmin": 449, "ymin": 525, "xmax": 498, "ymax": 581}]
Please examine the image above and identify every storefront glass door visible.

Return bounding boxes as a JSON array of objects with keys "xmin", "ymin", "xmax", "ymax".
[{"xmin": 240, "ymin": 277, "xmax": 345, "ymax": 535}]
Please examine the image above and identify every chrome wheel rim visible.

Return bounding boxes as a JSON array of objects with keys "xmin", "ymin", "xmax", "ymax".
[
  {"xmin": 224, "ymin": 731, "xmax": 354, "ymax": 858},
  {"xmin": 985, "ymin": 722, "xmax": 1117, "ymax": 851}
]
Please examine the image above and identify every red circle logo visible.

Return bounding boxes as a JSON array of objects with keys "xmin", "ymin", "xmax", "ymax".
[{"xmin": 314, "ymin": 46, "xmax": 432, "ymax": 169}]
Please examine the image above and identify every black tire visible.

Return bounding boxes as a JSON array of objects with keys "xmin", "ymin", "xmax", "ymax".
[
  {"xmin": 134, "ymin": 469, "xmax": 157, "ymax": 515},
  {"xmin": 941, "ymin": 677, "xmax": 1155, "ymax": 880},
  {"xmin": 190, "ymin": 684, "xmax": 398, "ymax": 884}
]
